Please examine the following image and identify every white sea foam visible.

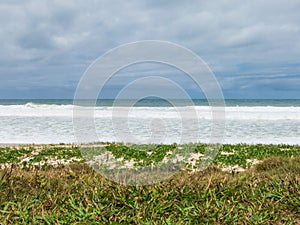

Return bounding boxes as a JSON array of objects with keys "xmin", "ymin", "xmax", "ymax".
[
  {"xmin": 1, "ymin": 104, "xmax": 300, "ymax": 120},
  {"xmin": 0, "ymin": 104, "xmax": 299, "ymax": 144}
]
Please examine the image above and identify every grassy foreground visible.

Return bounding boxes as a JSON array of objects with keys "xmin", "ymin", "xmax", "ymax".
[{"xmin": 0, "ymin": 144, "xmax": 300, "ymax": 224}]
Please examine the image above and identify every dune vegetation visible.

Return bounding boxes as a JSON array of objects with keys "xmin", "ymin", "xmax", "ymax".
[{"xmin": 0, "ymin": 143, "xmax": 299, "ymax": 224}]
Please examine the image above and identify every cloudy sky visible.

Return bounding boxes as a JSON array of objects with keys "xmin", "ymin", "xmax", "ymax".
[{"xmin": 0, "ymin": 0, "xmax": 299, "ymax": 99}]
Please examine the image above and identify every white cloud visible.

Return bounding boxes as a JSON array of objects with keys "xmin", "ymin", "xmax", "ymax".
[{"xmin": 0, "ymin": 0, "xmax": 299, "ymax": 98}]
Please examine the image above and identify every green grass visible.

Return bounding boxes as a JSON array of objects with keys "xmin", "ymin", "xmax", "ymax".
[
  {"xmin": 0, "ymin": 143, "xmax": 299, "ymax": 224},
  {"xmin": 0, "ymin": 146, "xmax": 34, "ymax": 164},
  {"xmin": 0, "ymin": 145, "xmax": 84, "ymax": 168},
  {"xmin": 2, "ymin": 143, "xmax": 299, "ymax": 170}
]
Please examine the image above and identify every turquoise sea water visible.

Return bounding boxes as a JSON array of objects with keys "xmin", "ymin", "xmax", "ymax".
[{"xmin": 1, "ymin": 99, "xmax": 300, "ymax": 107}]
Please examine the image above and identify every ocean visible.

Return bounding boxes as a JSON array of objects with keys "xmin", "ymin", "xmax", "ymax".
[{"xmin": 0, "ymin": 99, "xmax": 299, "ymax": 145}]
